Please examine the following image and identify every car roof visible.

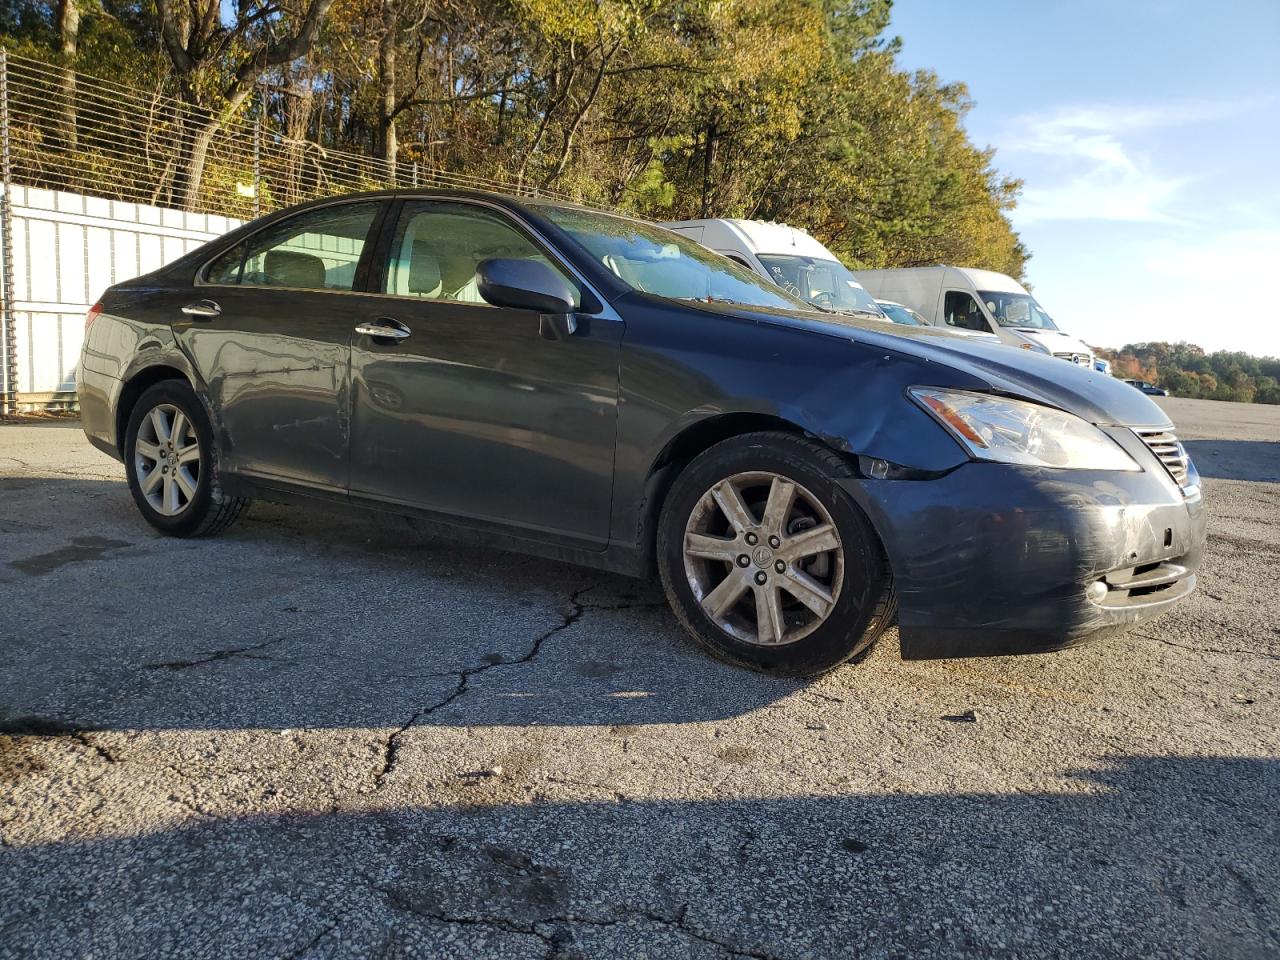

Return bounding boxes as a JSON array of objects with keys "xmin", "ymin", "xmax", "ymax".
[{"xmin": 261, "ymin": 187, "xmax": 606, "ymax": 222}]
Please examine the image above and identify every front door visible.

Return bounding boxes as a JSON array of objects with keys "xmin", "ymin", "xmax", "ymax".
[
  {"xmin": 348, "ymin": 199, "xmax": 622, "ymax": 547},
  {"xmin": 176, "ymin": 200, "xmax": 385, "ymax": 491}
]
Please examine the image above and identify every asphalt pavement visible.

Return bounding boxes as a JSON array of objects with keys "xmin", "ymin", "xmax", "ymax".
[{"xmin": 1, "ymin": 396, "xmax": 1277, "ymax": 959}]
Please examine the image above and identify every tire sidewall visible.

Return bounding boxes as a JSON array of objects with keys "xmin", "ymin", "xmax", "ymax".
[
  {"xmin": 658, "ymin": 435, "xmax": 885, "ymax": 676},
  {"xmin": 124, "ymin": 380, "xmax": 217, "ymax": 537}
]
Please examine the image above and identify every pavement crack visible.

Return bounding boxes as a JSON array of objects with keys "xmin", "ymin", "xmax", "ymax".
[
  {"xmin": 616, "ymin": 904, "xmax": 788, "ymax": 960},
  {"xmin": 143, "ymin": 637, "xmax": 285, "ymax": 671},
  {"xmin": 1135, "ymin": 632, "xmax": 1280, "ymax": 661},
  {"xmin": 280, "ymin": 912, "xmax": 345, "ymax": 960},
  {"xmin": 372, "ymin": 585, "xmax": 595, "ymax": 789},
  {"xmin": 378, "ymin": 891, "xmax": 787, "ymax": 960}
]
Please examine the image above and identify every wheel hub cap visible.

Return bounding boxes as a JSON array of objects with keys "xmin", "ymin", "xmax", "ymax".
[
  {"xmin": 682, "ymin": 471, "xmax": 844, "ymax": 647},
  {"xmin": 133, "ymin": 402, "xmax": 200, "ymax": 517}
]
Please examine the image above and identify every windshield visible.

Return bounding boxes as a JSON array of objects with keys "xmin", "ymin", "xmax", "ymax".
[
  {"xmin": 755, "ymin": 254, "xmax": 883, "ymax": 316},
  {"xmin": 979, "ymin": 291, "xmax": 1059, "ymax": 331},
  {"xmin": 878, "ymin": 302, "xmax": 924, "ymax": 326},
  {"xmin": 538, "ymin": 206, "xmax": 810, "ymax": 311}
]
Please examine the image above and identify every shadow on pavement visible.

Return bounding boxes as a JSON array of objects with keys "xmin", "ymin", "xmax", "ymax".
[
  {"xmin": 0, "ymin": 755, "xmax": 1275, "ymax": 958},
  {"xmin": 1, "ymin": 476, "xmax": 800, "ymax": 731},
  {"xmin": 1184, "ymin": 439, "xmax": 1280, "ymax": 483}
]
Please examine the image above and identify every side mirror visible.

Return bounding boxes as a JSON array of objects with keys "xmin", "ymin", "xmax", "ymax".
[{"xmin": 477, "ymin": 258, "xmax": 575, "ymax": 315}]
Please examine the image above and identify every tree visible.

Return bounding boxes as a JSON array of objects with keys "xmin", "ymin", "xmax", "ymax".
[
  {"xmin": 154, "ymin": 0, "xmax": 335, "ymax": 208},
  {"xmin": 54, "ymin": 0, "xmax": 79, "ymax": 147}
]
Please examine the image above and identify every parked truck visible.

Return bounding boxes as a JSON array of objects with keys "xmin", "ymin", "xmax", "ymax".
[{"xmin": 855, "ymin": 266, "xmax": 1097, "ymax": 368}]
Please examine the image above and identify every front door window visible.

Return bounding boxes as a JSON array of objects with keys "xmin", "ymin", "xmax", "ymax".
[{"xmin": 383, "ymin": 202, "xmax": 580, "ymax": 308}]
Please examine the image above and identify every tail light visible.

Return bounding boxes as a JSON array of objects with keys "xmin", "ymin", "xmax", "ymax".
[{"xmin": 86, "ymin": 301, "xmax": 103, "ymax": 332}]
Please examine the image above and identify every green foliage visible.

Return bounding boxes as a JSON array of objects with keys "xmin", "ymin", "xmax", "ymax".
[
  {"xmin": 7, "ymin": 0, "xmax": 1028, "ymax": 274},
  {"xmin": 1098, "ymin": 342, "xmax": 1280, "ymax": 405}
]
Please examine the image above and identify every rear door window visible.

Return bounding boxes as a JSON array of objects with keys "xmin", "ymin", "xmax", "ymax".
[{"xmin": 206, "ymin": 202, "xmax": 380, "ymax": 291}]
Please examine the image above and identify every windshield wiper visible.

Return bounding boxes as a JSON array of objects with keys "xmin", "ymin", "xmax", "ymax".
[{"xmin": 674, "ymin": 295, "xmax": 751, "ymax": 306}]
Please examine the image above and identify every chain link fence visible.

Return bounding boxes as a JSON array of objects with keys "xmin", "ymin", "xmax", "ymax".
[{"xmin": 1, "ymin": 51, "xmax": 575, "ymax": 219}]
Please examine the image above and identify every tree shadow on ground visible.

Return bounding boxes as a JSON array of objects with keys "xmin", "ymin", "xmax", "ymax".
[{"xmin": 0, "ymin": 755, "xmax": 1275, "ymax": 959}]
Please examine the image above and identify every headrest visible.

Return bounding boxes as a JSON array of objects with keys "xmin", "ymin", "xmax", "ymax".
[
  {"xmin": 265, "ymin": 250, "xmax": 326, "ymax": 289},
  {"xmin": 408, "ymin": 246, "xmax": 441, "ymax": 295}
]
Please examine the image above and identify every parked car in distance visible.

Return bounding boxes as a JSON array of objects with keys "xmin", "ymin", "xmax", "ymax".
[
  {"xmin": 876, "ymin": 299, "xmax": 1000, "ymax": 343},
  {"xmin": 1124, "ymin": 379, "xmax": 1169, "ymax": 396},
  {"xmin": 875, "ymin": 299, "xmax": 926, "ymax": 326},
  {"xmin": 1095, "ymin": 357, "xmax": 1113, "ymax": 376},
  {"xmin": 81, "ymin": 190, "xmax": 1205, "ymax": 676},
  {"xmin": 856, "ymin": 265, "xmax": 1098, "ymax": 369},
  {"xmin": 659, "ymin": 217, "xmax": 886, "ymax": 319}
]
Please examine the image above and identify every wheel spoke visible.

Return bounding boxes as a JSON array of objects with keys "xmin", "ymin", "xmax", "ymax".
[
  {"xmin": 753, "ymin": 584, "xmax": 787, "ymax": 644},
  {"xmin": 779, "ymin": 523, "xmax": 840, "ymax": 562},
  {"xmin": 176, "ymin": 443, "xmax": 201, "ymax": 465},
  {"xmin": 150, "ymin": 407, "xmax": 171, "ymax": 445},
  {"xmin": 161, "ymin": 474, "xmax": 177, "ymax": 514},
  {"xmin": 141, "ymin": 463, "xmax": 164, "ymax": 494},
  {"xmin": 759, "ymin": 477, "xmax": 796, "ymax": 537},
  {"xmin": 701, "ymin": 568, "xmax": 750, "ymax": 619},
  {"xmin": 174, "ymin": 466, "xmax": 197, "ymax": 500},
  {"xmin": 685, "ymin": 532, "xmax": 738, "ymax": 563},
  {"xmin": 170, "ymin": 410, "xmax": 188, "ymax": 446},
  {"xmin": 135, "ymin": 439, "xmax": 161, "ymax": 461},
  {"xmin": 711, "ymin": 479, "xmax": 756, "ymax": 533},
  {"xmin": 779, "ymin": 567, "xmax": 835, "ymax": 618}
]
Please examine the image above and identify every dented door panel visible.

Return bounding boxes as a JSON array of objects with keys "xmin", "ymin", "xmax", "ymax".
[{"xmin": 172, "ymin": 288, "xmax": 357, "ymax": 491}]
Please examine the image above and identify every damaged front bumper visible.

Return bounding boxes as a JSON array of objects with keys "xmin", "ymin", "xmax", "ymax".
[{"xmin": 842, "ymin": 444, "xmax": 1206, "ymax": 660}]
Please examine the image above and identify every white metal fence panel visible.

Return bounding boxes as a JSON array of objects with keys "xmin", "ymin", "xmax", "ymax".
[{"xmin": 10, "ymin": 184, "xmax": 240, "ymax": 397}]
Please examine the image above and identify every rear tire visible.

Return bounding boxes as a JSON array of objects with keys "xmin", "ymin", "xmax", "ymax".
[
  {"xmin": 657, "ymin": 432, "xmax": 894, "ymax": 677},
  {"xmin": 123, "ymin": 380, "xmax": 249, "ymax": 537}
]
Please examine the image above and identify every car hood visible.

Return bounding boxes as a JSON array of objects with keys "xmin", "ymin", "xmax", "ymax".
[{"xmin": 704, "ymin": 302, "xmax": 1171, "ymax": 429}]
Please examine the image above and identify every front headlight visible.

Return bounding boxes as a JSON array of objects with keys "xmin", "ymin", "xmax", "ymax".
[{"xmin": 910, "ymin": 387, "xmax": 1140, "ymax": 471}]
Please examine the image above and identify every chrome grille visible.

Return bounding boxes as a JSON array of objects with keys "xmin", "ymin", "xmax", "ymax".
[
  {"xmin": 1054, "ymin": 352, "xmax": 1094, "ymax": 367},
  {"xmin": 1136, "ymin": 429, "xmax": 1189, "ymax": 486}
]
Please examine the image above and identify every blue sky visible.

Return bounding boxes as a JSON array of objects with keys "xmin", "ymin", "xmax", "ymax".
[{"xmin": 888, "ymin": 0, "xmax": 1280, "ymax": 356}]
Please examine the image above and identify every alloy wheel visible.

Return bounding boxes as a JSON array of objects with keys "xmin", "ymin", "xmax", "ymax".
[
  {"xmin": 682, "ymin": 471, "xmax": 844, "ymax": 646},
  {"xmin": 134, "ymin": 403, "xmax": 201, "ymax": 517}
]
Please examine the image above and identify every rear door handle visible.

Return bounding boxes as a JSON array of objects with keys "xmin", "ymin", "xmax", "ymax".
[
  {"xmin": 355, "ymin": 317, "xmax": 412, "ymax": 341},
  {"xmin": 181, "ymin": 299, "xmax": 221, "ymax": 319}
]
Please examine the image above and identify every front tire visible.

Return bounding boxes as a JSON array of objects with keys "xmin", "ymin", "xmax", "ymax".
[
  {"xmin": 123, "ymin": 380, "xmax": 248, "ymax": 537},
  {"xmin": 657, "ymin": 432, "xmax": 894, "ymax": 677}
]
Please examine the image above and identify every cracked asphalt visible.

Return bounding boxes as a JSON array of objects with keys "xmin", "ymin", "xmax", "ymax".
[{"xmin": 1, "ymin": 396, "xmax": 1278, "ymax": 959}]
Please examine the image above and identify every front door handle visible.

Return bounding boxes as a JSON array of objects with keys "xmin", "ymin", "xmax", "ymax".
[
  {"xmin": 355, "ymin": 317, "xmax": 412, "ymax": 341},
  {"xmin": 181, "ymin": 299, "xmax": 221, "ymax": 319}
]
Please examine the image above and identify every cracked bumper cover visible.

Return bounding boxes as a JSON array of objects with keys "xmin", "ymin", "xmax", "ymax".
[{"xmin": 840, "ymin": 457, "xmax": 1207, "ymax": 660}]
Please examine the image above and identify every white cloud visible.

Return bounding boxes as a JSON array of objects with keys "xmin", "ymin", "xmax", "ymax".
[
  {"xmin": 996, "ymin": 99, "xmax": 1261, "ymax": 225},
  {"xmin": 1031, "ymin": 228, "xmax": 1280, "ymax": 356},
  {"xmin": 1015, "ymin": 172, "xmax": 1189, "ymax": 225}
]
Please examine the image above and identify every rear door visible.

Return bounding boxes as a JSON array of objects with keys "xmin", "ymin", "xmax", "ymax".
[
  {"xmin": 347, "ymin": 198, "xmax": 622, "ymax": 547},
  {"xmin": 176, "ymin": 200, "xmax": 386, "ymax": 491}
]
